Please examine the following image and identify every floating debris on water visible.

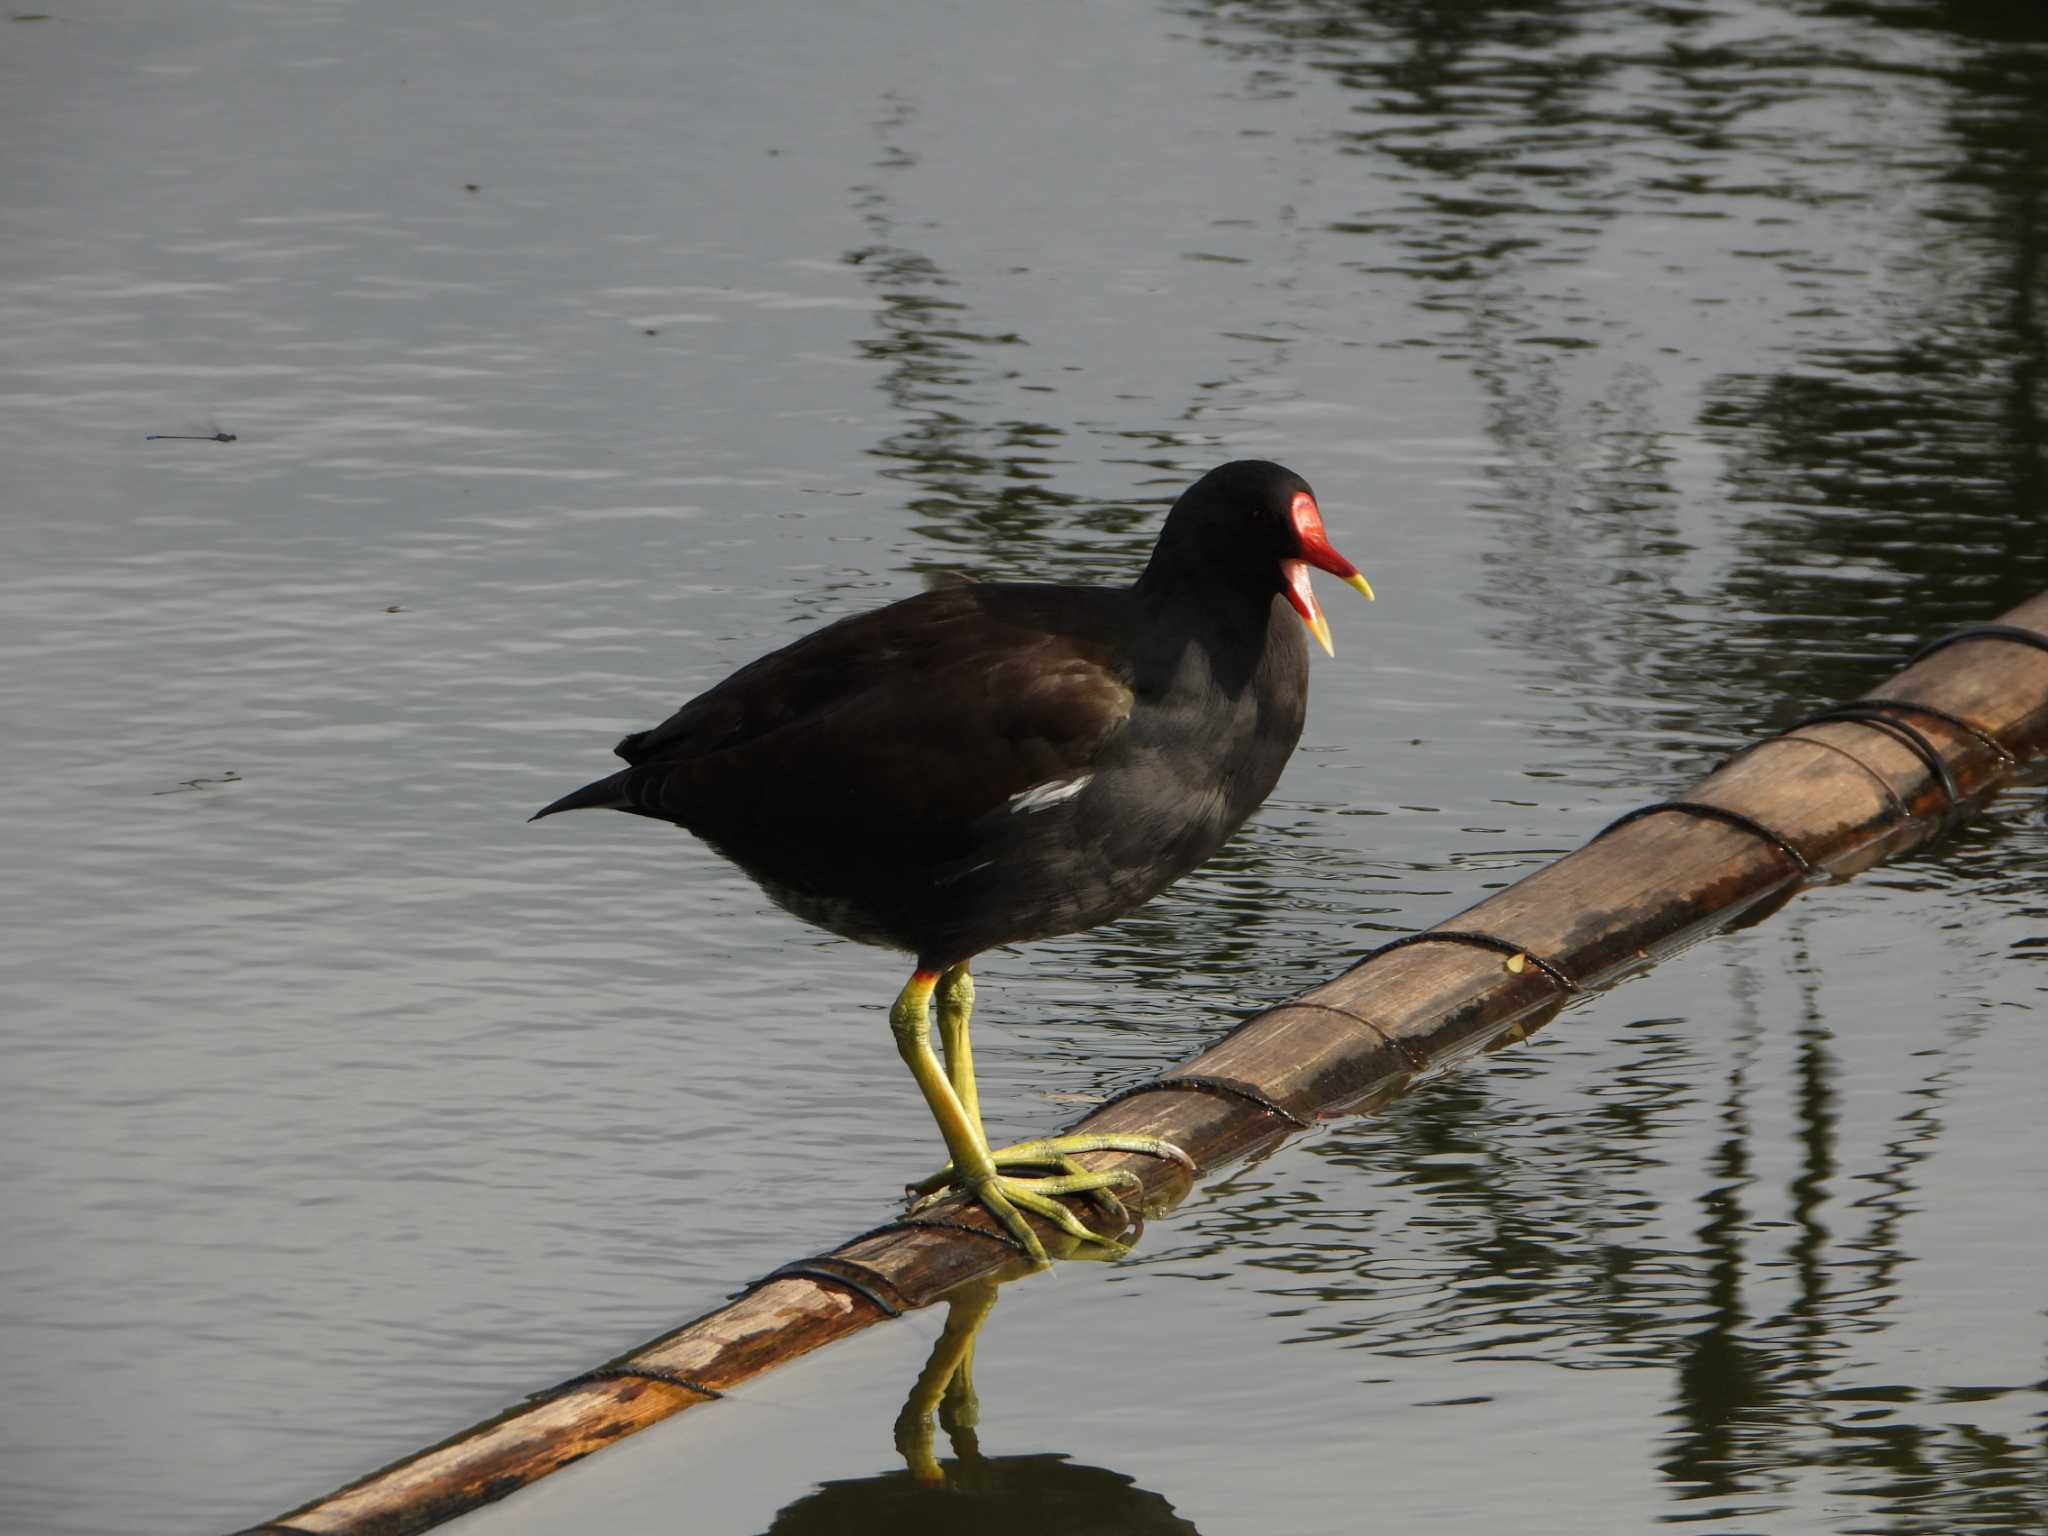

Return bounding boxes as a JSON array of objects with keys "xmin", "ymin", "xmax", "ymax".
[{"xmin": 154, "ymin": 771, "xmax": 242, "ymax": 796}]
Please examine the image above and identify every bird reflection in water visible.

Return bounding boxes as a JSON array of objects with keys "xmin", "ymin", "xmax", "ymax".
[
  {"xmin": 891, "ymin": 1274, "xmax": 1002, "ymax": 1486},
  {"xmin": 764, "ymin": 1242, "xmax": 1202, "ymax": 1536}
]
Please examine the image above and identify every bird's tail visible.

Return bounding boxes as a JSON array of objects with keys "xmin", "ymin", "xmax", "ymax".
[{"xmin": 529, "ymin": 768, "xmax": 634, "ymax": 822}]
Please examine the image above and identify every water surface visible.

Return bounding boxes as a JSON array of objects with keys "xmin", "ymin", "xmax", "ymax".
[{"xmin": 2, "ymin": 2, "xmax": 2044, "ymax": 1533}]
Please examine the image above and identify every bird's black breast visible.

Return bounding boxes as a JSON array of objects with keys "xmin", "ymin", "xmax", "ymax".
[{"xmin": 894, "ymin": 592, "xmax": 1311, "ymax": 963}]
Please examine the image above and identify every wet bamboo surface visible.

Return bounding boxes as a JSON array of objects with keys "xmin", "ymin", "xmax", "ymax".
[{"xmin": 239, "ymin": 593, "xmax": 2048, "ymax": 1536}]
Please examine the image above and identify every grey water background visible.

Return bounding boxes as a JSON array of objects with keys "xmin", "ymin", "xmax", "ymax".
[{"xmin": 3, "ymin": 1, "xmax": 2046, "ymax": 1532}]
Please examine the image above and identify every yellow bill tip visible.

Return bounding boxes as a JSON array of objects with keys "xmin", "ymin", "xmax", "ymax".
[
  {"xmin": 1345, "ymin": 570, "xmax": 1376, "ymax": 602},
  {"xmin": 1307, "ymin": 608, "xmax": 1335, "ymax": 658}
]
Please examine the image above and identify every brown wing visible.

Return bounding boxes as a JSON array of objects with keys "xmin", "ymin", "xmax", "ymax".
[{"xmin": 613, "ymin": 582, "xmax": 1136, "ymax": 836}]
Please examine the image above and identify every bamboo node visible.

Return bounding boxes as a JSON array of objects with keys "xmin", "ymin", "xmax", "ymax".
[
  {"xmin": 1908, "ymin": 621, "xmax": 2048, "ymax": 666},
  {"xmin": 1593, "ymin": 800, "xmax": 1813, "ymax": 875},
  {"xmin": 1093, "ymin": 1073, "xmax": 1314, "ymax": 1131},
  {"xmin": 1344, "ymin": 930, "xmax": 1580, "ymax": 994},
  {"xmin": 847, "ymin": 1213, "xmax": 1034, "ymax": 1256},
  {"xmin": 1789, "ymin": 704, "xmax": 1960, "ymax": 806},
  {"xmin": 741, "ymin": 1258, "xmax": 908, "ymax": 1319},
  {"xmin": 1844, "ymin": 696, "xmax": 2016, "ymax": 765}
]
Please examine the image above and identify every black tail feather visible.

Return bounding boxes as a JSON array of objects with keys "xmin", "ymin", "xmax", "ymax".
[{"xmin": 529, "ymin": 770, "xmax": 633, "ymax": 822}]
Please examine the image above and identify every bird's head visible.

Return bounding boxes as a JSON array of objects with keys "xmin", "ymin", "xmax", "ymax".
[{"xmin": 1146, "ymin": 460, "xmax": 1375, "ymax": 656}]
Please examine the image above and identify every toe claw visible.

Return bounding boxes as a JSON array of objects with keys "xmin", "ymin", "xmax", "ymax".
[{"xmin": 910, "ymin": 1132, "xmax": 1180, "ymax": 1265}]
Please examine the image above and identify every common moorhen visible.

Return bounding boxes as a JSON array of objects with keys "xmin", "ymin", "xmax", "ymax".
[{"xmin": 534, "ymin": 460, "xmax": 1372, "ymax": 1264}]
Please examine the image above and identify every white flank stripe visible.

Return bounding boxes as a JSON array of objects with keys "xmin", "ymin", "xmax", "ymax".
[{"xmin": 1006, "ymin": 773, "xmax": 1093, "ymax": 813}]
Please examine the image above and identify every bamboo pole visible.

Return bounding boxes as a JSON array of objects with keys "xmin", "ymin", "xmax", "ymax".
[{"xmin": 238, "ymin": 594, "xmax": 2048, "ymax": 1536}]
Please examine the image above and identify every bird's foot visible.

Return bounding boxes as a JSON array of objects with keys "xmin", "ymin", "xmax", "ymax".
[
  {"xmin": 908, "ymin": 1133, "xmax": 1194, "ymax": 1266},
  {"xmin": 939, "ymin": 1165, "xmax": 1141, "ymax": 1267},
  {"xmin": 908, "ymin": 1132, "xmax": 1195, "ymax": 1199}
]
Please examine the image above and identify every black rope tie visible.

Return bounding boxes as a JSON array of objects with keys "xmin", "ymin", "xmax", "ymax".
[
  {"xmin": 1093, "ymin": 1072, "xmax": 1315, "ymax": 1129},
  {"xmin": 542, "ymin": 1364, "xmax": 726, "ymax": 1402},
  {"xmin": 1268, "ymin": 999, "xmax": 1430, "ymax": 1071},
  {"xmin": 742, "ymin": 1257, "xmax": 908, "ymax": 1318},
  {"xmin": 845, "ymin": 1213, "xmax": 1034, "ymax": 1257},
  {"xmin": 1909, "ymin": 622, "xmax": 2048, "ymax": 666},
  {"xmin": 1344, "ymin": 930, "xmax": 1581, "ymax": 994},
  {"xmin": 1756, "ymin": 626, "xmax": 2048, "ymax": 824},
  {"xmin": 1789, "ymin": 704, "xmax": 1962, "ymax": 807},
  {"xmin": 1851, "ymin": 697, "xmax": 2016, "ymax": 765},
  {"xmin": 1594, "ymin": 800, "xmax": 1813, "ymax": 876},
  {"xmin": 1724, "ymin": 731, "xmax": 1908, "ymax": 814}
]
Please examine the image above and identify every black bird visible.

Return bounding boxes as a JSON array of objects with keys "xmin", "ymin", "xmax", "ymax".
[{"xmin": 534, "ymin": 460, "xmax": 1373, "ymax": 1264}]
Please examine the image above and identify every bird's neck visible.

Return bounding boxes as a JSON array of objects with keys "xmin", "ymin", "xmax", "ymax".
[
  {"xmin": 1130, "ymin": 551, "xmax": 1294, "ymax": 700},
  {"xmin": 1133, "ymin": 536, "xmax": 1280, "ymax": 628}
]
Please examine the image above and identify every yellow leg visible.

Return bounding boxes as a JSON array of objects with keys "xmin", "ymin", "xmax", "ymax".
[
  {"xmin": 933, "ymin": 963, "xmax": 1126, "ymax": 1214},
  {"xmin": 935, "ymin": 962, "xmax": 982, "ymax": 1141},
  {"xmin": 932, "ymin": 962, "xmax": 1159, "ymax": 1203},
  {"xmin": 909, "ymin": 960, "xmax": 1194, "ymax": 1202},
  {"xmin": 890, "ymin": 969, "xmax": 1142, "ymax": 1267}
]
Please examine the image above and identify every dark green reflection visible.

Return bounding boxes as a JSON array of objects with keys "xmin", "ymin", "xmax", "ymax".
[
  {"xmin": 1703, "ymin": 0, "xmax": 2048, "ymax": 701},
  {"xmin": 843, "ymin": 93, "xmax": 1160, "ymax": 584},
  {"xmin": 1659, "ymin": 959, "xmax": 1772, "ymax": 1495}
]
